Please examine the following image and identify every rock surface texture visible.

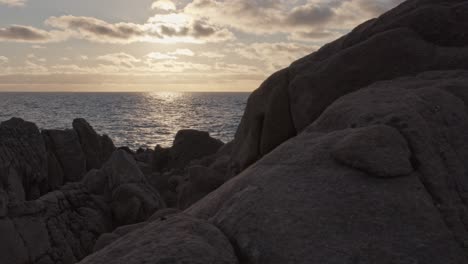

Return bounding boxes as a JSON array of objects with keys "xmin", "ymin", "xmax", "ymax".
[
  {"xmin": 79, "ymin": 1, "xmax": 468, "ymax": 264},
  {"xmin": 230, "ymin": 0, "xmax": 468, "ymax": 174},
  {"xmin": 4, "ymin": 0, "xmax": 468, "ymax": 264}
]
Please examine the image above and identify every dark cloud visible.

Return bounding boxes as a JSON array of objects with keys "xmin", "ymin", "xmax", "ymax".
[
  {"xmin": 0, "ymin": 25, "xmax": 51, "ymax": 42},
  {"xmin": 286, "ymin": 4, "xmax": 335, "ymax": 26}
]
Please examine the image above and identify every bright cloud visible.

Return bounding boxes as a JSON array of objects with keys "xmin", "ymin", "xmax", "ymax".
[
  {"xmin": 152, "ymin": 0, "xmax": 177, "ymax": 11},
  {"xmin": 0, "ymin": 0, "xmax": 26, "ymax": 7}
]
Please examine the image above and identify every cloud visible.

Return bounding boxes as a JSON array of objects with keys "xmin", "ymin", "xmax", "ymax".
[
  {"xmin": 145, "ymin": 49, "xmax": 195, "ymax": 61},
  {"xmin": 0, "ymin": 0, "xmax": 26, "ymax": 7},
  {"xmin": 44, "ymin": 14, "xmax": 234, "ymax": 44},
  {"xmin": 0, "ymin": 56, "xmax": 8, "ymax": 64},
  {"xmin": 152, "ymin": 0, "xmax": 176, "ymax": 11},
  {"xmin": 170, "ymin": 49, "xmax": 195, "ymax": 56},
  {"xmin": 233, "ymin": 42, "xmax": 317, "ymax": 71},
  {"xmin": 0, "ymin": 25, "xmax": 59, "ymax": 43},
  {"xmin": 200, "ymin": 51, "xmax": 225, "ymax": 58},
  {"xmin": 185, "ymin": 0, "xmax": 404, "ymax": 41},
  {"xmin": 146, "ymin": 52, "xmax": 177, "ymax": 60},
  {"xmin": 32, "ymin": 44, "xmax": 46, "ymax": 49},
  {"xmin": 45, "ymin": 16, "xmax": 148, "ymax": 44},
  {"xmin": 97, "ymin": 53, "xmax": 140, "ymax": 68}
]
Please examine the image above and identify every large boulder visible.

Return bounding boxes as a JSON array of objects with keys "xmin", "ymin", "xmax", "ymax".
[
  {"xmin": 79, "ymin": 213, "xmax": 238, "ymax": 264},
  {"xmin": 186, "ymin": 70, "xmax": 468, "ymax": 263},
  {"xmin": 230, "ymin": 0, "xmax": 468, "ymax": 174},
  {"xmin": 169, "ymin": 130, "xmax": 224, "ymax": 170}
]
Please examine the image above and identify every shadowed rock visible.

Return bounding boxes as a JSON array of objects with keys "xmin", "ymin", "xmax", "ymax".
[
  {"xmin": 80, "ymin": 214, "xmax": 238, "ymax": 264},
  {"xmin": 42, "ymin": 129, "xmax": 87, "ymax": 183},
  {"xmin": 186, "ymin": 70, "xmax": 468, "ymax": 263},
  {"xmin": 0, "ymin": 118, "xmax": 48, "ymax": 200},
  {"xmin": 230, "ymin": 0, "xmax": 468, "ymax": 174},
  {"xmin": 73, "ymin": 118, "xmax": 115, "ymax": 171}
]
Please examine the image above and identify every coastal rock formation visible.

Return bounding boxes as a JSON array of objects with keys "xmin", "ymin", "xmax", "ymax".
[
  {"xmin": 184, "ymin": 70, "xmax": 468, "ymax": 263},
  {"xmin": 73, "ymin": 118, "xmax": 115, "ymax": 171},
  {"xmin": 83, "ymin": 150, "xmax": 165, "ymax": 226},
  {"xmin": 0, "ymin": 118, "xmax": 49, "ymax": 201},
  {"xmin": 0, "ymin": 149, "xmax": 164, "ymax": 264},
  {"xmin": 79, "ymin": 1, "xmax": 468, "ymax": 263},
  {"xmin": 80, "ymin": 213, "xmax": 238, "ymax": 264},
  {"xmin": 230, "ymin": 0, "xmax": 468, "ymax": 174}
]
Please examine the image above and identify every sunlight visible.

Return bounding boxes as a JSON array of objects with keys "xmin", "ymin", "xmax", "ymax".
[{"xmin": 147, "ymin": 91, "xmax": 184, "ymax": 103}]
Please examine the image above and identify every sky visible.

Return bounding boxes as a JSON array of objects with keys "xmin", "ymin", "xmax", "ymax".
[{"xmin": 0, "ymin": 0, "xmax": 404, "ymax": 92}]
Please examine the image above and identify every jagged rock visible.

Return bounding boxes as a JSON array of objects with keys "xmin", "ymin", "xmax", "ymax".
[
  {"xmin": 82, "ymin": 150, "xmax": 165, "ymax": 226},
  {"xmin": 43, "ymin": 129, "xmax": 87, "ymax": 183},
  {"xmin": 230, "ymin": 0, "xmax": 468, "ymax": 173},
  {"xmin": 79, "ymin": 214, "xmax": 239, "ymax": 264},
  {"xmin": 0, "ymin": 184, "xmax": 112, "ymax": 264},
  {"xmin": 73, "ymin": 118, "xmax": 115, "ymax": 171},
  {"xmin": 0, "ymin": 118, "xmax": 48, "ymax": 200},
  {"xmin": 169, "ymin": 130, "xmax": 224, "ymax": 170},
  {"xmin": 0, "ymin": 149, "xmax": 164, "ymax": 264}
]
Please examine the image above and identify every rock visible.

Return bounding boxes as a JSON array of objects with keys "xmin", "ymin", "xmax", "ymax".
[
  {"xmin": 83, "ymin": 150, "xmax": 166, "ymax": 226},
  {"xmin": 0, "ymin": 118, "xmax": 49, "ymax": 200},
  {"xmin": 331, "ymin": 125, "xmax": 413, "ymax": 178},
  {"xmin": 231, "ymin": 69, "xmax": 296, "ymax": 175},
  {"xmin": 185, "ymin": 70, "xmax": 468, "ymax": 263},
  {"xmin": 169, "ymin": 130, "xmax": 224, "ymax": 170},
  {"xmin": 93, "ymin": 209, "xmax": 181, "ymax": 252},
  {"xmin": 177, "ymin": 165, "xmax": 226, "ymax": 209},
  {"xmin": 229, "ymin": 0, "xmax": 468, "ymax": 173},
  {"xmin": 152, "ymin": 144, "xmax": 170, "ymax": 172},
  {"xmin": 73, "ymin": 118, "xmax": 115, "ymax": 171},
  {"xmin": 43, "ymin": 129, "xmax": 87, "ymax": 183},
  {"xmin": 79, "ymin": 214, "xmax": 239, "ymax": 264}
]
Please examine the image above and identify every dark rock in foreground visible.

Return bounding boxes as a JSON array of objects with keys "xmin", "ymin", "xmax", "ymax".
[
  {"xmin": 0, "ymin": 150, "xmax": 164, "ymax": 264},
  {"xmin": 80, "ymin": 1, "xmax": 468, "ymax": 263},
  {"xmin": 230, "ymin": 0, "xmax": 468, "ymax": 175}
]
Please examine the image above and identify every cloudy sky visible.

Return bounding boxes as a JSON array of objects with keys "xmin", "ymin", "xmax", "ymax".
[{"xmin": 0, "ymin": 0, "xmax": 403, "ymax": 92}]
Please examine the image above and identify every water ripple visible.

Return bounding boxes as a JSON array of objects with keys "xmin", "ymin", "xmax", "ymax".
[{"xmin": 0, "ymin": 92, "xmax": 250, "ymax": 149}]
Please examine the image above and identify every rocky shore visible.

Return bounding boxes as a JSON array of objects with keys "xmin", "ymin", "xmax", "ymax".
[{"xmin": 2, "ymin": 0, "xmax": 468, "ymax": 263}]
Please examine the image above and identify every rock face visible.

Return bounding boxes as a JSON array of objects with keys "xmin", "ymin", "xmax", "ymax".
[
  {"xmin": 43, "ymin": 129, "xmax": 87, "ymax": 183},
  {"xmin": 185, "ymin": 70, "xmax": 468, "ymax": 263},
  {"xmin": 80, "ymin": 1, "xmax": 468, "ymax": 263},
  {"xmin": 169, "ymin": 129, "xmax": 224, "ymax": 170},
  {"xmin": 80, "ymin": 213, "xmax": 238, "ymax": 264},
  {"xmin": 0, "ymin": 118, "xmax": 48, "ymax": 201},
  {"xmin": 0, "ymin": 149, "xmax": 164, "ymax": 264},
  {"xmin": 73, "ymin": 118, "xmax": 115, "ymax": 171},
  {"xmin": 230, "ymin": 0, "xmax": 468, "ymax": 174},
  {"xmin": 83, "ymin": 150, "xmax": 165, "ymax": 226}
]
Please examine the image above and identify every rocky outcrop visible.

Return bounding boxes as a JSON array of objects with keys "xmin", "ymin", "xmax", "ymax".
[
  {"xmin": 83, "ymin": 150, "xmax": 165, "ymax": 226},
  {"xmin": 80, "ymin": 213, "xmax": 238, "ymax": 264},
  {"xmin": 183, "ymin": 70, "xmax": 468, "ymax": 263},
  {"xmin": 230, "ymin": 0, "xmax": 468, "ymax": 174},
  {"xmin": 73, "ymin": 118, "xmax": 115, "ymax": 171},
  {"xmin": 0, "ymin": 149, "xmax": 164, "ymax": 264},
  {"xmin": 79, "ymin": 1, "xmax": 468, "ymax": 263},
  {"xmin": 0, "ymin": 118, "xmax": 49, "ymax": 201},
  {"xmin": 43, "ymin": 129, "xmax": 87, "ymax": 183}
]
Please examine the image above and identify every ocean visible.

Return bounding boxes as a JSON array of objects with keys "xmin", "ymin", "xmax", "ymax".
[{"xmin": 0, "ymin": 92, "xmax": 250, "ymax": 149}]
